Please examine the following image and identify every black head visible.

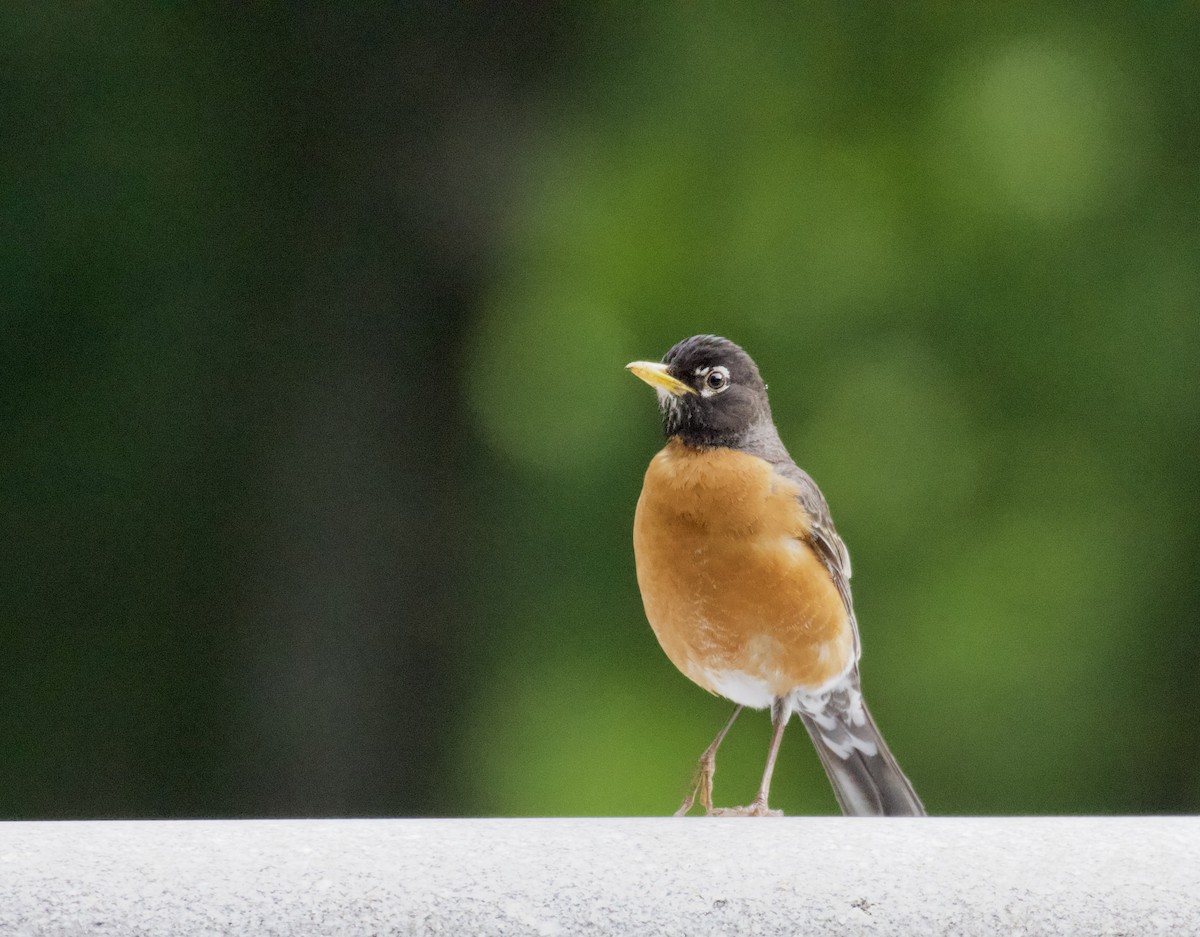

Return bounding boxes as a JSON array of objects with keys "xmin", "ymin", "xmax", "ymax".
[{"xmin": 626, "ymin": 334, "xmax": 774, "ymax": 449}]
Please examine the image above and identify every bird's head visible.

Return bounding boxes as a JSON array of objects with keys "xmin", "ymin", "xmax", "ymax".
[{"xmin": 626, "ymin": 335, "xmax": 773, "ymax": 449}]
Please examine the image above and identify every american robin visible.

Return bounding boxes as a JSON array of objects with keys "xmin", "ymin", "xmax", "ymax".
[{"xmin": 627, "ymin": 334, "xmax": 924, "ymax": 817}]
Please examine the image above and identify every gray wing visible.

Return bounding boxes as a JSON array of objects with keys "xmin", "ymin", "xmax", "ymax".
[{"xmin": 771, "ymin": 460, "xmax": 861, "ymax": 661}]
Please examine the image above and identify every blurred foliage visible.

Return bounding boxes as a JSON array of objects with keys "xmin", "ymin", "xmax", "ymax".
[{"xmin": 2, "ymin": 4, "xmax": 1198, "ymax": 819}]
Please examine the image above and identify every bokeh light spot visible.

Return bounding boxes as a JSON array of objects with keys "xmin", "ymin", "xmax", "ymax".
[
  {"xmin": 937, "ymin": 38, "xmax": 1136, "ymax": 223},
  {"xmin": 726, "ymin": 144, "xmax": 909, "ymax": 327},
  {"xmin": 467, "ymin": 283, "xmax": 630, "ymax": 474}
]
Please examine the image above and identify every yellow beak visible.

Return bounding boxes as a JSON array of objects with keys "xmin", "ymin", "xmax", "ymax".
[{"xmin": 625, "ymin": 360, "xmax": 696, "ymax": 397}]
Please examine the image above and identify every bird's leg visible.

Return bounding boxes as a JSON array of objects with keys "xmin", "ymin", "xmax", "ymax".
[
  {"xmin": 711, "ymin": 699, "xmax": 788, "ymax": 817},
  {"xmin": 674, "ymin": 705, "xmax": 743, "ymax": 816},
  {"xmin": 749, "ymin": 701, "xmax": 789, "ymax": 815}
]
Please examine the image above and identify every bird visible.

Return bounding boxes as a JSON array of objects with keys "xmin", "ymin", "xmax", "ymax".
[{"xmin": 626, "ymin": 334, "xmax": 925, "ymax": 817}]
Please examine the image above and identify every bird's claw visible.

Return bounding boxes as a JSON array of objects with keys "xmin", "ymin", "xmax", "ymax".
[{"xmin": 709, "ymin": 797, "xmax": 782, "ymax": 817}]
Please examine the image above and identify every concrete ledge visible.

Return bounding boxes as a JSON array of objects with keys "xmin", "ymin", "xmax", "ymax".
[{"xmin": 1, "ymin": 817, "xmax": 1197, "ymax": 935}]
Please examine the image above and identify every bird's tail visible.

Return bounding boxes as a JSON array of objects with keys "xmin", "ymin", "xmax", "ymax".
[{"xmin": 794, "ymin": 671, "xmax": 925, "ymax": 817}]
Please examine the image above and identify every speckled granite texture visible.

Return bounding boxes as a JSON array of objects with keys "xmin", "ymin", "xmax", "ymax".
[{"xmin": 0, "ymin": 817, "xmax": 1197, "ymax": 935}]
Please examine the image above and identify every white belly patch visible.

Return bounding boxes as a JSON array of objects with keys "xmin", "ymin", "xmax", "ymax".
[{"xmin": 691, "ymin": 666, "xmax": 776, "ymax": 709}]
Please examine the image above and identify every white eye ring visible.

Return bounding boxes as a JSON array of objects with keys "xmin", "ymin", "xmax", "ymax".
[{"xmin": 701, "ymin": 365, "xmax": 730, "ymax": 396}]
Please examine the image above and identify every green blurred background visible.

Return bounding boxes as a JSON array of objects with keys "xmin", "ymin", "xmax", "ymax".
[{"xmin": 3, "ymin": 5, "xmax": 1198, "ymax": 819}]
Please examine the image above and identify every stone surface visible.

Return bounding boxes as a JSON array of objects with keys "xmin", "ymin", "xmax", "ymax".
[{"xmin": 0, "ymin": 817, "xmax": 1197, "ymax": 935}]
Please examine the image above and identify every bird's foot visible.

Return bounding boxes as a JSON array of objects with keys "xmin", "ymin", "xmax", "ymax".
[
  {"xmin": 673, "ymin": 752, "xmax": 717, "ymax": 816},
  {"xmin": 673, "ymin": 777, "xmax": 709, "ymax": 817},
  {"xmin": 709, "ymin": 796, "xmax": 782, "ymax": 818}
]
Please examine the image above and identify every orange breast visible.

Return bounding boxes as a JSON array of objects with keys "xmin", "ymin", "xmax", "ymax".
[{"xmin": 633, "ymin": 438, "xmax": 854, "ymax": 706}]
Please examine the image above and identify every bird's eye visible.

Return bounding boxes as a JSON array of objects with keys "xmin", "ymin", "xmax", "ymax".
[{"xmin": 705, "ymin": 368, "xmax": 729, "ymax": 391}]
